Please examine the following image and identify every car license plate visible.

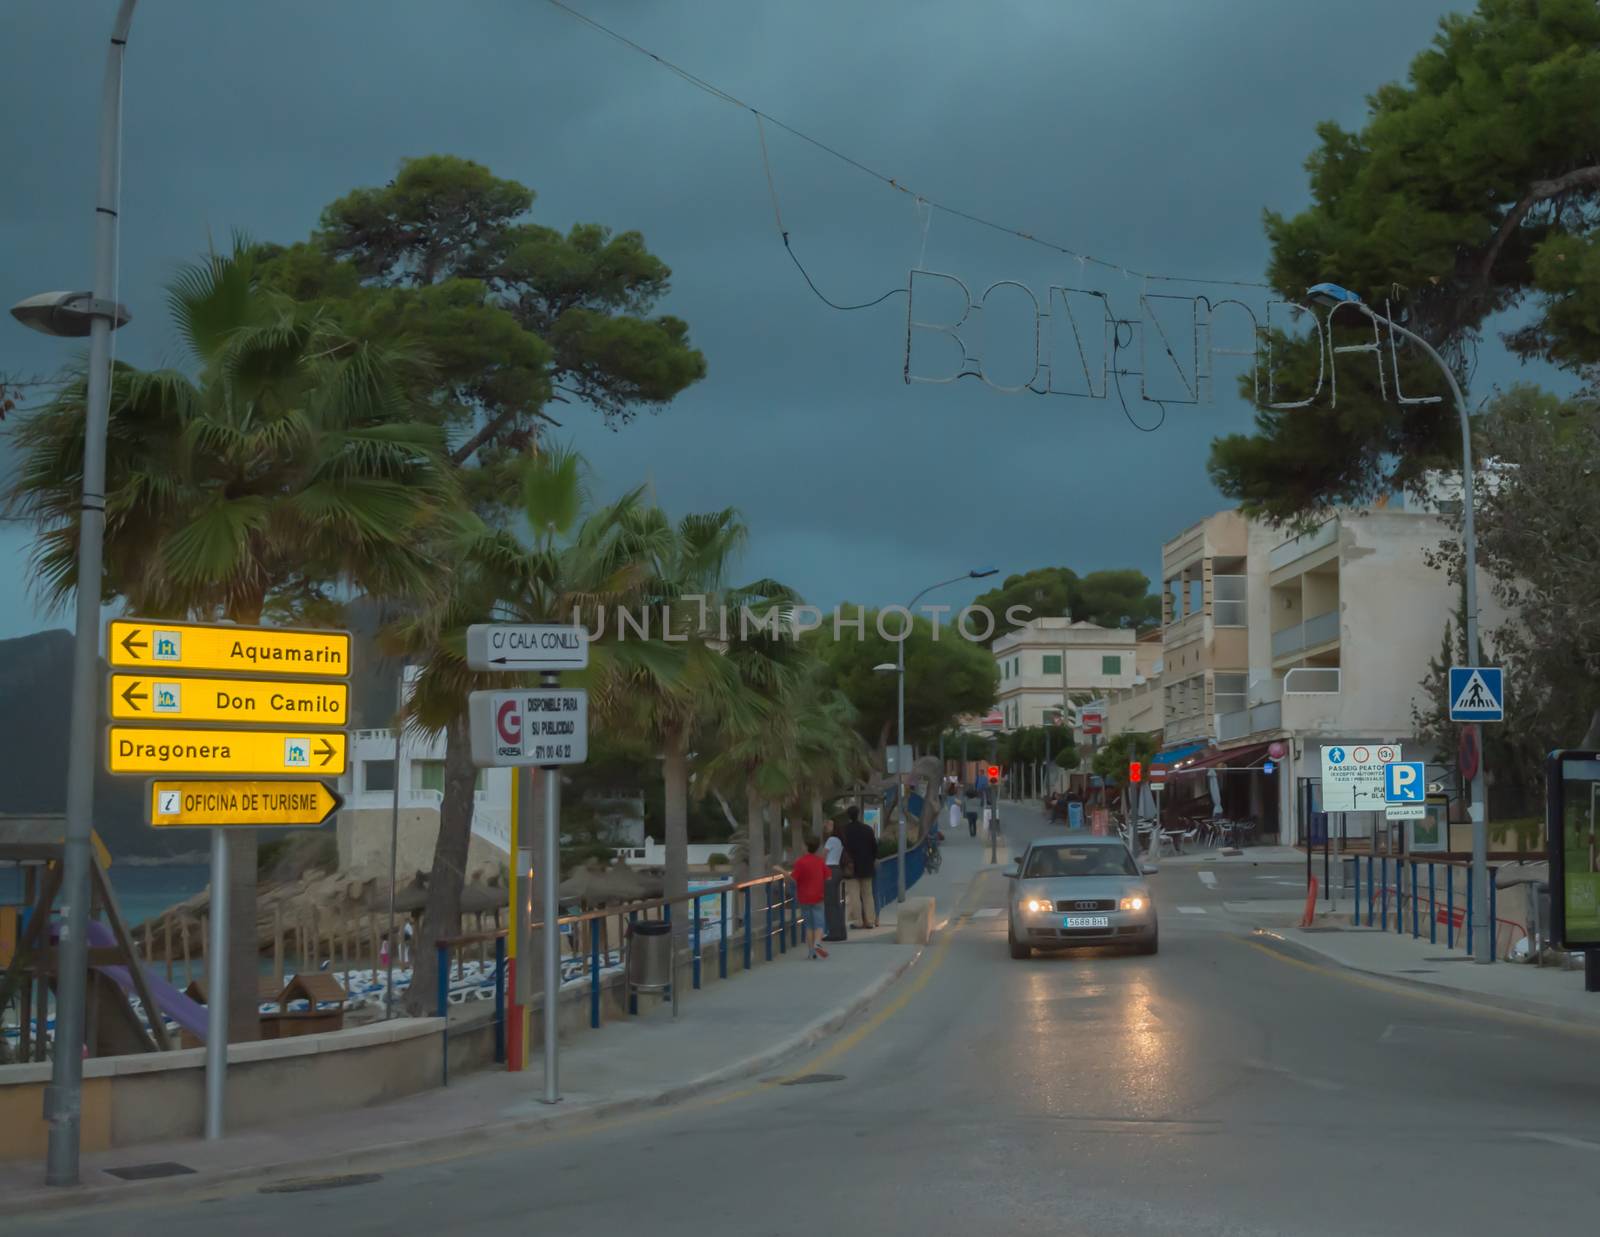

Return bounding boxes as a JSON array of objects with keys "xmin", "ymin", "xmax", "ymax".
[{"xmin": 1064, "ymin": 915, "xmax": 1110, "ymax": 929}]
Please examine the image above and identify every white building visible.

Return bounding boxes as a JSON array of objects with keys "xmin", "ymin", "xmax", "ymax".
[
  {"xmin": 993, "ymin": 617, "xmax": 1144, "ymax": 730},
  {"xmin": 1179, "ymin": 501, "xmax": 1510, "ymax": 844},
  {"xmin": 336, "ymin": 727, "xmax": 512, "ymax": 881}
]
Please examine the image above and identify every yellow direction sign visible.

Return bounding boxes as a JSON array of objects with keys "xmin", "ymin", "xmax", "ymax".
[
  {"xmin": 106, "ymin": 727, "xmax": 347, "ymax": 777},
  {"xmin": 109, "ymin": 674, "xmax": 347, "ymax": 726},
  {"xmin": 147, "ymin": 780, "xmax": 343, "ymax": 828},
  {"xmin": 107, "ymin": 620, "xmax": 350, "ymax": 679}
]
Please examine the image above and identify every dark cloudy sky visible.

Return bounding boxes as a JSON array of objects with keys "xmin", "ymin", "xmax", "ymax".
[{"xmin": 0, "ymin": 0, "xmax": 1531, "ymax": 638}]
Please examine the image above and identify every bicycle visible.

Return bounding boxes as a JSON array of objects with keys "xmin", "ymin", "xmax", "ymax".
[{"xmin": 925, "ymin": 830, "xmax": 944, "ymax": 873}]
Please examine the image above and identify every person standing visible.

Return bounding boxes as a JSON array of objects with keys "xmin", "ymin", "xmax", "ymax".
[
  {"xmin": 842, "ymin": 806, "xmax": 879, "ymax": 929},
  {"xmin": 822, "ymin": 820, "xmax": 847, "ymax": 941},
  {"xmin": 790, "ymin": 838, "xmax": 830, "ymax": 959}
]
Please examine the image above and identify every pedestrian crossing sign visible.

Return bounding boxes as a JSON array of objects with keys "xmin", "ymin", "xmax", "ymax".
[{"xmin": 1448, "ymin": 666, "xmax": 1503, "ymax": 722}]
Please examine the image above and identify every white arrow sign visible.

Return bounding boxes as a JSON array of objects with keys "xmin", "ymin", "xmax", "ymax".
[
  {"xmin": 468, "ymin": 688, "xmax": 588, "ymax": 767},
  {"xmin": 466, "ymin": 623, "xmax": 589, "ymax": 672}
]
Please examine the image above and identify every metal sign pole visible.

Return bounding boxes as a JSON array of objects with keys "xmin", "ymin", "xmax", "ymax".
[
  {"xmin": 205, "ymin": 829, "xmax": 229, "ymax": 1139},
  {"xmin": 541, "ymin": 672, "xmax": 562, "ymax": 1105}
]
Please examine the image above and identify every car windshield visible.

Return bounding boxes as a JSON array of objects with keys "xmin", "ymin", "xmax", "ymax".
[{"xmin": 1024, "ymin": 845, "xmax": 1138, "ymax": 878}]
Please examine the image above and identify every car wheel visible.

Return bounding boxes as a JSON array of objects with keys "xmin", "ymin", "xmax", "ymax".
[
  {"xmin": 1137, "ymin": 932, "xmax": 1159, "ymax": 956},
  {"xmin": 1008, "ymin": 923, "xmax": 1031, "ymax": 960}
]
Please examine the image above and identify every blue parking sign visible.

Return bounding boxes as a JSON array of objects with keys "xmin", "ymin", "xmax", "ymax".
[{"xmin": 1384, "ymin": 760, "xmax": 1425, "ymax": 804}]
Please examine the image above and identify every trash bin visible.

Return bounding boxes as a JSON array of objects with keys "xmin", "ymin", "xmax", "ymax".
[{"xmin": 627, "ymin": 920, "xmax": 673, "ymax": 1006}]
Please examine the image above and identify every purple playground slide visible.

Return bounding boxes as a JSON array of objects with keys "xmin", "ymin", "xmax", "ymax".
[{"xmin": 50, "ymin": 920, "xmax": 211, "ymax": 1041}]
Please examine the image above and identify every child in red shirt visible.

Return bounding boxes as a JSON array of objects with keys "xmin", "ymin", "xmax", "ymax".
[{"xmin": 791, "ymin": 838, "xmax": 830, "ymax": 959}]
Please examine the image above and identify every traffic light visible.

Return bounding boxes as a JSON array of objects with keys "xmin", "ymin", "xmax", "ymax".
[
  {"xmin": 1128, "ymin": 761, "xmax": 1143, "ymax": 784},
  {"xmin": 987, "ymin": 764, "xmax": 1000, "ymax": 782}
]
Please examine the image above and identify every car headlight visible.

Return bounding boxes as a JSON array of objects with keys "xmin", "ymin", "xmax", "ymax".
[
  {"xmin": 1024, "ymin": 898, "xmax": 1051, "ymax": 913},
  {"xmin": 1119, "ymin": 896, "xmax": 1145, "ymax": 911}
]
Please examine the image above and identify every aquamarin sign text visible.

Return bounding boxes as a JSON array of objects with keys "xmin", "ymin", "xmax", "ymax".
[{"xmin": 904, "ymin": 270, "xmax": 1444, "ymax": 410}]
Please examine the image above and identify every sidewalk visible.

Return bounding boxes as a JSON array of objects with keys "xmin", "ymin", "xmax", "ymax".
[
  {"xmin": 3, "ymin": 828, "xmax": 997, "ymax": 1215},
  {"xmin": 1258, "ymin": 921, "xmax": 1600, "ymax": 1030}
]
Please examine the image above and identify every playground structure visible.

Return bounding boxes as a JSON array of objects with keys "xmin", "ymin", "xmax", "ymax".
[
  {"xmin": 0, "ymin": 815, "xmax": 351, "ymax": 1061},
  {"xmin": 0, "ymin": 817, "xmax": 205, "ymax": 1060}
]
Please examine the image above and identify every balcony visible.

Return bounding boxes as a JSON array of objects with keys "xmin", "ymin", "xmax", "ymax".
[
  {"xmin": 1271, "ymin": 608, "xmax": 1339, "ymax": 659},
  {"xmin": 1216, "ymin": 699, "xmax": 1283, "ymax": 742},
  {"xmin": 1269, "ymin": 517, "xmax": 1338, "ymax": 571}
]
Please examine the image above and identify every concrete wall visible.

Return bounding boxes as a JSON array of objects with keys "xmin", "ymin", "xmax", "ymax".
[
  {"xmin": 338, "ymin": 807, "xmax": 508, "ymax": 882},
  {"xmin": 1, "ymin": 917, "xmax": 818, "ymax": 1162},
  {"xmin": 0, "ymin": 1016, "xmax": 460, "ymax": 1161}
]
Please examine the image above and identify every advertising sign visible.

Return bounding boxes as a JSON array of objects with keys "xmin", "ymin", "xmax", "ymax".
[{"xmin": 1547, "ymin": 751, "xmax": 1600, "ymax": 949}]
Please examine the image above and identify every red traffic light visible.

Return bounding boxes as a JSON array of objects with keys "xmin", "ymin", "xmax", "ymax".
[
  {"xmin": 986, "ymin": 765, "xmax": 1000, "ymax": 781},
  {"xmin": 1128, "ymin": 761, "xmax": 1143, "ymax": 783}
]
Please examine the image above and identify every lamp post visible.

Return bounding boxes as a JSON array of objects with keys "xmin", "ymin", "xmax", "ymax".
[
  {"xmin": 8, "ymin": 0, "xmax": 138, "ymax": 1185},
  {"xmin": 1307, "ymin": 282, "xmax": 1491, "ymax": 965},
  {"xmin": 876, "ymin": 567, "xmax": 998, "ymax": 902}
]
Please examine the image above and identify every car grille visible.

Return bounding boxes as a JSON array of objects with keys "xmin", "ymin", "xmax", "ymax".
[
  {"xmin": 1055, "ymin": 899, "xmax": 1116, "ymax": 912},
  {"xmin": 1051, "ymin": 926, "xmax": 1143, "ymax": 939}
]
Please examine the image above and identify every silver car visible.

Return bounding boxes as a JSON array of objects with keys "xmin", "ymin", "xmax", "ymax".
[{"xmin": 1005, "ymin": 833, "xmax": 1158, "ymax": 958}]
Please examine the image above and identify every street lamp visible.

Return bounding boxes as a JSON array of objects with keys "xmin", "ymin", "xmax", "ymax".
[
  {"xmin": 9, "ymin": 1, "xmax": 139, "ymax": 1185},
  {"xmin": 10, "ymin": 0, "xmax": 139, "ymax": 1184},
  {"xmin": 1307, "ymin": 281, "xmax": 1491, "ymax": 965},
  {"xmin": 878, "ymin": 567, "xmax": 998, "ymax": 902}
]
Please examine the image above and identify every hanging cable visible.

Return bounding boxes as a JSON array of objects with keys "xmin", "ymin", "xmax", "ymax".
[{"xmin": 544, "ymin": 0, "xmax": 1274, "ymax": 291}]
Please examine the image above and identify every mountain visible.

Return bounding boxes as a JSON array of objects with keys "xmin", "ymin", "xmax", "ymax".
[
  {"xmin": 0, "ymin": 607, "xmax": 406, "ymax": 861},
  {"xmin": 0, "ymin": 629, "xmax": 172, "ymax": 858}
]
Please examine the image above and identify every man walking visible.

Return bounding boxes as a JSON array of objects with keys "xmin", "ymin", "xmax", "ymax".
[
  {"xmin": 822, "ymin": 820, "xmax": 847, "ymax": 941},
  {"xmin": 842, "ymin": 806, "xmax": 879, "ymax": 929},
  {"xmin": 790, "ymin": 837, "xmax": 830, "ymax": 959}
]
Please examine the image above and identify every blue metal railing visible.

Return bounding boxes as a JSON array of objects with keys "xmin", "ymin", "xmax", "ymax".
[
  {"xmin": 1349, "ymin": 858, "xmax": 1519, "ymax": 961},
  {"xmin": 871, "ymin": 838, "xmax": 929, "ymax": 915}
]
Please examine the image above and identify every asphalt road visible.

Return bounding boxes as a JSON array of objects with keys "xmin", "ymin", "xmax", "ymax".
[{"xmin": 19, "ymin": 807, "xmax": 1600, "ymax": 1236}]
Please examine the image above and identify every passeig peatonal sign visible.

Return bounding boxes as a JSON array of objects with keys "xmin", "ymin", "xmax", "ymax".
[{"xmin": 903, "ymin": 273, "xmax": 1443, "ymax": 411}]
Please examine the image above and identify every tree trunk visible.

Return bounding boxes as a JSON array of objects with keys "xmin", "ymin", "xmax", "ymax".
[
  {"xmin": 745, "ymin": 781, "xmax": 766, "ymax": 881},
  {"xmin": 224, "ymin": 828, "xmax": 260, "ymax": 1041},
  {"xmin": 405, "ymin": 712, "xmax": 476, "ymax": 1015},
  {"xmin": 767, "ymin": 798, "xmax": 784, "ymax": 866},
  {"xmin": 662, "ymin": 726, "xmax": 690, "ymax": 947}
]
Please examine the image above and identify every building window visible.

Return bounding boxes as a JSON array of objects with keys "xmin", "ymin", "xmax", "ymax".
[
  {"xmin": 1101, "ymin": 655, "xmax": 1121, "ymax": 676},
  {"xmin": 1042, "ymin": 654, "xmax": 1062, "ymax": 675},
  {"xmin": 1214, "ymin": 672, "xmax": 1247, "ymax": 716},
  {"xmin": 412, "ymin": 760, "xmax": 445, "ymax": 793},
  {"xmin": 364, "ymin": 760, "xmax": 395, "ymax": 793},
  {"xmin": 1188, "ymin": 577, "xmax": 1202, "ymax": 615},
  {"xmin": 1213, "ymin": 574, "xmax": 1247, "ymax": 627}
]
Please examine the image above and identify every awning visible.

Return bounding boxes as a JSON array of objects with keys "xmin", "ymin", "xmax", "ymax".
[
  {"xmin": 1151, "ymin": 742, "xmax": 1206, "ymax": 766},
  {"xmin": 1167, "ymin": 741, "xmax": 1274, "ymax": 775}
]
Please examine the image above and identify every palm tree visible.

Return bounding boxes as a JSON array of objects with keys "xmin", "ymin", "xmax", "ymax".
[
  {"xmin": 593, "ymin": 508, "xmax": 764, "ymax": 939},
  {"xmin": 390, "ymin": 445, "xmax": 657, "ymax": 1014},
  {"xmin": 5, "ymin": 241, "xmax": 451, "ymax": 1040}
]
